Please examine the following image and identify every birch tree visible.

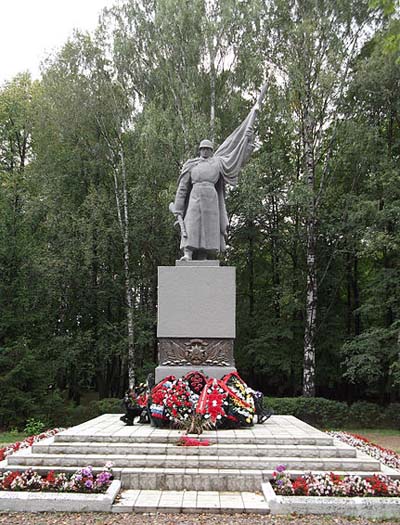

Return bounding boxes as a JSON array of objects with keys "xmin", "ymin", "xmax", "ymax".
[{"xmin": 239, "ymin": 0, "xmax": 381, "ymax": 396}]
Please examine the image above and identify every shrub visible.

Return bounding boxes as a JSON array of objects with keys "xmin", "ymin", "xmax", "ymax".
[
  {"xmin": 24, "ymin": 418, "xmax": 46, "ymax": 435},
  {"xmin": 264, "ymin": 397, "xmax": 400, "ymax": 429},
  {"xmin": 348, "ymin": 401, "xmax": 383, "ymax": 428},
  {"xmin": 264, "ymin": 397, "xmax": 350, "ymax": 428},
  {"xmin": 92, "ymin": 398, "xmax": 122, "ymax": 415},
  {"xmin": 65, "ymin": 398, "xmax": 122, "ymax": 427},
  {"xmin": 382, "ymin": 403, "xmax": 400, "ymax": 429}
]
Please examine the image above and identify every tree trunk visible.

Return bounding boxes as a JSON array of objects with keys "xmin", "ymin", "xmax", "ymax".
[
  {"xmin": 119, "ymin": 147, "xmax": 136, "ymax": 389},
  {"xmin": 111, "ymin": 142, "xmax": 136, "ymax": 389},
  {"xmin": 271, "ymin": 195, "xmax": 281, "ymax": 319},
  {"xmin": 302, "ymin": 107, "xmax": 317, "ymax": 398},
  {"xmin": 247, "ymin": 222, "xmax": 254, "ymax": 319},
  {"xmin": 352, "ymin": 255, "xmax": 361, "ymax": 336},
  {"xmin": 346, "ymin": 252, "xmax": 352, "ymax": 336},
  {"xmin": 96, "ymin": 110, "xmax": 136, "ymax": 389}
]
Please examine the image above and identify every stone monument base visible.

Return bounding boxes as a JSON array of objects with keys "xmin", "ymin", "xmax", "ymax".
[
  {"xmin": 155, "ymin": 365, "xmax": 236, "ymax": 384},
  {"xmin": 156, "ymin": 261, "xmax": 236, "ymax": 383}
]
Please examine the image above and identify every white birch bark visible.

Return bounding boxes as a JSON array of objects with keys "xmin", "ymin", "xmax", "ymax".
[
  {"xmin": 97, "ymin": 114, "xmax": 136, "ymax": 389},
  {"xmin": 302, "ymin": 104, "xmax": 317, "ymax": 398},
  {"xmin": 119, "ymin": 146, "xmax": 136, "ymax": 389}
]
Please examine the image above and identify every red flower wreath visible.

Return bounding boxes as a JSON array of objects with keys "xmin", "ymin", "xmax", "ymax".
[{"xmin": 196, "ymin": 378, "xmax": 228, "ymax": 424}]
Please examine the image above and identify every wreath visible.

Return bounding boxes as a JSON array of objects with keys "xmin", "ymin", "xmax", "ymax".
[{"xmin": 163, "ymin": 378, "xmax": 194, "ymax": 426}]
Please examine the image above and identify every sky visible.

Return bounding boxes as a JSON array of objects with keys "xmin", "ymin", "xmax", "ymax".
[{"xmin": 0, "ymin": 0, "xmax": 116, "ymax": 84}]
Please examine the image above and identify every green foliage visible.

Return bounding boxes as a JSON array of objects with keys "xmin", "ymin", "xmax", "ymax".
[
  {"xmin": 0, "ymin": 340, "xmax": 52, "ymax": 429},
  {"xmin": 265, "ymin": 397, "xmax": 400, "ymax": 429},
  {"xmin": 348, "ymin": 401, "xmax": 383, "ymax": 428},
  {"xmin": 24, "ymin": 418, "xmax": 46, "ymax": 436},
  {"xmin": 382, "ymin": 403, "xmax": 400, "ymax": 428},
  {"xmin": 0, "ymin": 0, "xmax": 399, "ymax": 423},
  {"xmin": 65, "ymin": 398, "xmax": 122, "ymax": 427},
  {"xmin": 265, "ymin": 397, "xmax": 350, "ymax": 428}
]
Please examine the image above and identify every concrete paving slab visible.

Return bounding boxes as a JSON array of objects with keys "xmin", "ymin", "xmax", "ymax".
[
  {"xmin": 112, "ymin": 489, "xmax": 140, "ymax": 512},
  {"xmin": 134, "ymin": 489, "xmax": 162, "ymax": 512}
]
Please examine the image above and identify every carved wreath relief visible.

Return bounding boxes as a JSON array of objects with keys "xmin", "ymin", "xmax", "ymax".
[{"xmin": 158, "ymin": 338, "xmax": 234, "ymax": 366}]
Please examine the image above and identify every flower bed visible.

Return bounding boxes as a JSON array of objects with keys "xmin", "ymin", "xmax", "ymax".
[
  {"xmin": 271, "ymin": 465, "xmax": 400, "ymax": 497},
  {"xmin": 0, "ymin": 428, "xmax": 64, "ymax": 462},
  {"xmin": 327, "ymin": 431, "xmax": 400, "ymax": 471},
  {"xmin": 0, "ymin": 465, "xmax": 113, "ymax": 493},
  {"xmin": 263, "ymin": 479, "xmax": 400, "ymax": 519},
  {"xmin": 0, "ymin": 463, "xmax": 119, "ymax": 513}
]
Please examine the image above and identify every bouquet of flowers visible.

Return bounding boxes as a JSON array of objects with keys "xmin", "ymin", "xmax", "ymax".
[
  {"xmin": 184, "ymin": 371, "xmax": 207, "ymax": 396},
  {"xmin": 163, "ymin": 378, "xmax": 194, "ymax": 427},
  {"xmin": 222, "ymin": 372, "xmax": 255, "ymax": 426},
  {"xmin": 148, "ymin": 371, "xmax": 261, "ymax": 430},
  {"xmin": 196, "ymin": 378, "xmax": 229, "ymax": 426},
  {"xmin": 149, "ymin": 375, "xmax": 176, "ymax": 426}
]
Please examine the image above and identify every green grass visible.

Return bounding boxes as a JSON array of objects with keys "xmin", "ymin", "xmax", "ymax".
[
  {"xmin": 0, "ymin": 432, "xmax": 28, "ymax": 446},
  {"xmin": 336, "ymin": 428, "xmax": 400, "ymax": 453},
  {"xmin": 340, "ymin": 428, "xmax": 400, "ymax": 436}
]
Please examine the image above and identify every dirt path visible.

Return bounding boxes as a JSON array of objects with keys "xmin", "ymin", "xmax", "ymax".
[
  {"xmin": 0, "ymin": 513, "xmax": 399, "ymax": 525},
  {"xmin": 356, "ymin": 431, "xmax": 400, "ymax": 453}
]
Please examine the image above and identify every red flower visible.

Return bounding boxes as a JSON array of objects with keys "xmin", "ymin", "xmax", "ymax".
[
  {"xmin": 2, "ymin": 471, "xmax": 20, "ymax": 489},
  {"xmin": 367, "ymin": 475, "xmax": 389, "ymax": 495},
  {"xmin": 292, "ymin": 477, "xmax": 309, "ymax": 495},
  {"xmin": 351, "ymin": 433, "xmax": 370, "ymax": 442},
  {"xmin": 152, "ymin": 387, "xmax": 168, "ymax": 404},
  {"xmin": 177, "ymin": 436, "xmax": 210, "ymax": 447},
  {"xmin": 202, "ymin": 386, "xmax": 227, "ymax": 423},
  {"xmin": 329, "ymin": 472, "xmax": 342, "ymax": 484},
  {"xmin": 46, "ymin": 471, "xmax": 56, "ymax": 483}
]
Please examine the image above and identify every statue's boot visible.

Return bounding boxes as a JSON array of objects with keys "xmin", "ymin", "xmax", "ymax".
[
  {"xmin": 180, "ymin": 248, "xmax": 193, "ymax": 261},
  {"xmin": 120, "ymin": 414, "xmax": 134, "ymax": 426},
  {"xmin": 258, "ymin": 409, "xmax": 273, "ymax": 424}
]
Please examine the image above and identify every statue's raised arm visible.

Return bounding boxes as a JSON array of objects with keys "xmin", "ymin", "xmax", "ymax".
[{"xmin": 171, "ymin": 82, "xmax": 268, "ymax": 261}]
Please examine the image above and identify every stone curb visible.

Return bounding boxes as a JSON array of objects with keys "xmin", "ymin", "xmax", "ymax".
[
  {"xmin": 262, "ymin": 481, "xmax": 400, "ymax": 519},
  {"xmin": 0, "ymin": 479, "xmax": 121, "ymax": 513}
]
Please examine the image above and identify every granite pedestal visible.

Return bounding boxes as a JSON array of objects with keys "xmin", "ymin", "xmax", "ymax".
[{"xmin": 156, "ymin": 260, "xmax": 236, "ymax": 382}]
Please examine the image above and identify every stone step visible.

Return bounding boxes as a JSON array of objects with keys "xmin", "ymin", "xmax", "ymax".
[
  {"xmin": 7, "ymin": 452, "xmax": 380, "ymax": 472},
  {"xmin": 112, "ymin": 489, "xmax": 270, "ymax": 514},
  {"xmin": 53, "ymin": 414, "xmax": 335, "ymax": 446},
  {"xmin": 120, "ymin": 467, "xmax": 264, "ymax": 491},
  {"xmin": 33, "ymin": 439, "xmax": 356, "ymax": 458},
  {"xmin": 54, "ymin": 432, "xmax": 334, "ymax": 446}
]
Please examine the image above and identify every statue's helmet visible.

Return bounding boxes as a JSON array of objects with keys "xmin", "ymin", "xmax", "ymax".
[{"xmin": 199, "ymin": 139, "xmax": 213, "ymax": 150}]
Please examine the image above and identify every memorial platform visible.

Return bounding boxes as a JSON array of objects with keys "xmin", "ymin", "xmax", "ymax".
[{"xmin": 2, "ymin": 413, "xmax": 399, "ymax": 514}]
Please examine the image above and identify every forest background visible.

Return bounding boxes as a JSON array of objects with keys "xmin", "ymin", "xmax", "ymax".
[{"xmin": 0, "ymin": 0, "xmax": 399, "ymax": 430}]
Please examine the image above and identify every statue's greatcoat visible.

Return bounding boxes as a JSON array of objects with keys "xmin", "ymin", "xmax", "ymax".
[{"xmin": 174, "ymin": 107, "xmax": 257, "ymax": 253}]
